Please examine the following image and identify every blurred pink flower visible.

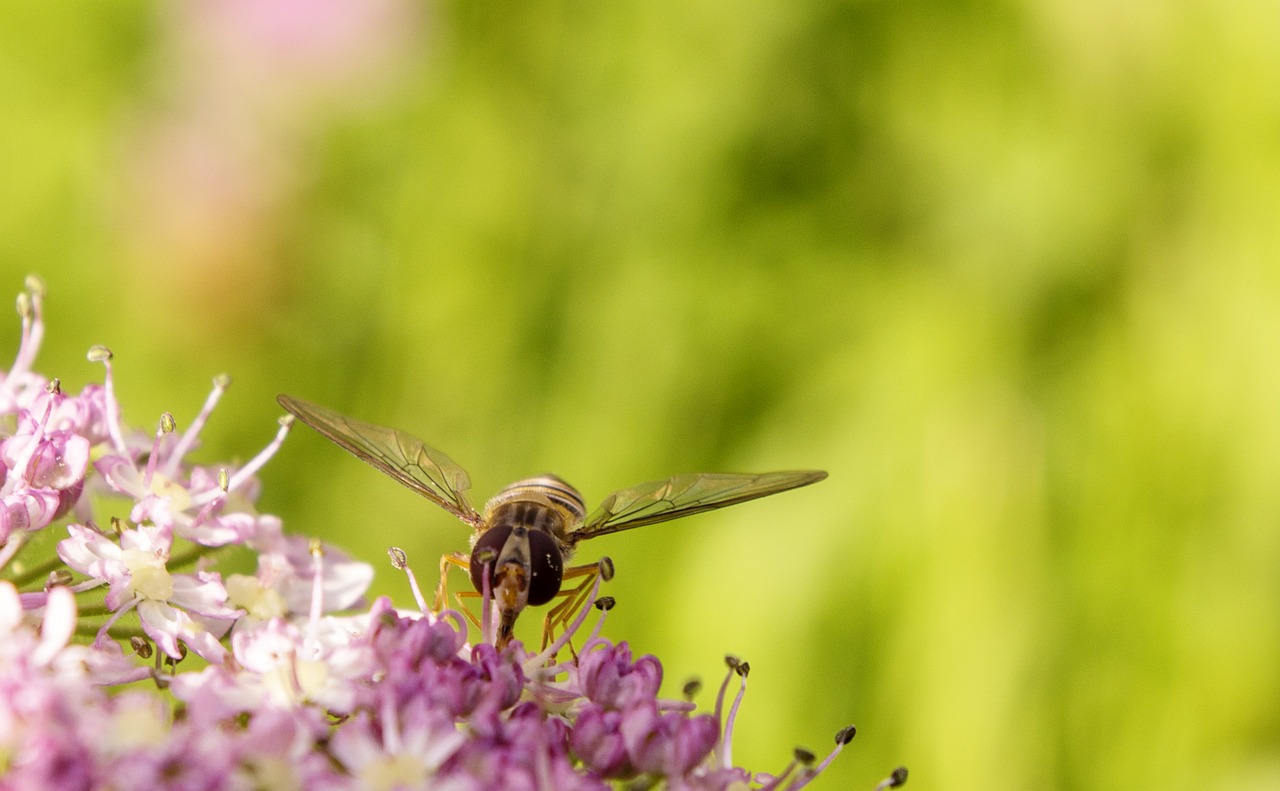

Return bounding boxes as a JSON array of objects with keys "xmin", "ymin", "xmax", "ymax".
[
  {"xmin": 118, "ymin": 0, "xmax": 424, "ymax": 327},
  {"xmin": 175, "ymin": 0, "xmax": 422, "ymax": 105}
]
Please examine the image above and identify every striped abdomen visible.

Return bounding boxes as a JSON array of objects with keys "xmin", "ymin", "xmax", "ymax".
[
  {"xmin": 469, "ymin": 474, "xmax": 587, "ymax": 608},
  {"xmin": 481, "ymin": 474, "xmax": 586, "ymax": 551}
]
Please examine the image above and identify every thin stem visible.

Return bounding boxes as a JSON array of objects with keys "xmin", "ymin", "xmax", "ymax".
[
  {"xmin": 75, "ymin": 622, "xmax": 145, "ymax": 638},
  {"xmin": 0, "ymin": 534, "xmax": 31, "ymax": 575}
]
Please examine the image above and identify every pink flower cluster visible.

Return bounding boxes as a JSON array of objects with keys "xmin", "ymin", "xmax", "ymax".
[{"xmin": 0, "ymin": 277, "xmax": 904, "ymax": 790}]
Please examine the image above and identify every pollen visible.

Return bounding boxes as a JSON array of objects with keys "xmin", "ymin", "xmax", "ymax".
[
  {"xmin": 122, "ymin": 548, "xmax": 174, "ymax": 600},
  {"xmin": 147, "ymin": 473, "xmax": 193, "ymax": 511},
  {"xmin": 225, "ymin": 573, "xmax": 288, "ymax": 619}
]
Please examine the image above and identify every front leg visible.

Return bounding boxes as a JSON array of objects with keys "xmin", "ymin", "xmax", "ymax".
[
  {"xmin": 435, "ymin": 551, "xmax": 471, "ymax": 612},
  {"xmin": 542, "ymin": 556, "xmax": 614, "ymax": 650}
]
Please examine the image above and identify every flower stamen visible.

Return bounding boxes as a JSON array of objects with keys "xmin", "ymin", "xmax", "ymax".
[
  {"xmin": 8, "ymin": 276, "xmax": 45, "ymax": 383},
  {"xmin": 389, "ymin": 546, "xmax": 431, "ymax": 613},
  {"xmin": 721, "ymin": 657, "xmax": 750, "ymax": 768},
  {"xmin": 143, "ymin": 413, "xmax": 176, "ymax": 489},
  {"xmin": 308, "ymin": 538, "xmax": 325, "ymax": 630},
  {"xmin": 873, "ymin": 766, "xmax": 909, "ymax": 790},
  {"xmin": 95, "ymin": 595, "xmax": 140, "ymax": 650},
  {"xmin": 479, "ymin": 556, "xmax": 494, "ymax": 645},
  {"xmin": 163, "ymin": 374, "xmax": 230, "ymax": 478},
  {"xmin": 713, "ymin": 654, "xmax": 739, "ymax": 730},
  {"xmin": 88, "ymin": 345, "xmax": 129, "ymax": 455},
  {"xmin": 585, "ymin": 594, "xmax": 615, "ymax": 645},
  {"xmin": 218, "ymin": 413, "xmax": 292, "ymax": 498},
  {"xmin": 784, "ymin": 725, "xmax": 857, "ymax": 791}
]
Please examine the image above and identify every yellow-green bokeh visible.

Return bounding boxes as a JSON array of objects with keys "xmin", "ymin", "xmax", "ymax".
[{"xmin": 3, "ymin": 0, "xmax": 1279, "ymax": 788}]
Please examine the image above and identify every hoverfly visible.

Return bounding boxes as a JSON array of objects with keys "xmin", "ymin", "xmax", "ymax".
[{"xmin": 277, "ymin": 394, "xmax": 826, "ymax": 648}]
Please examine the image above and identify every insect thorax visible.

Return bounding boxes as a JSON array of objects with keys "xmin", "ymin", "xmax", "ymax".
[{"xmin": 481, "ymin": 474, "xmax": 586, "ymax": 550}]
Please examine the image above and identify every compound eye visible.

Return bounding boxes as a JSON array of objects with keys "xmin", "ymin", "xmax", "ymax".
[
  {"xmin": 526, "ymin": 530, "xmax": 563, "ymax": 606},
  {"xmin": 469, "ymin": 525, "xmax": 513, "ymax": 593}
]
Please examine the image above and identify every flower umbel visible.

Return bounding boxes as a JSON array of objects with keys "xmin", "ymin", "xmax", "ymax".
[{"xmin": 0, "ymin": 277, "xmax": 902, "ymax": 789}]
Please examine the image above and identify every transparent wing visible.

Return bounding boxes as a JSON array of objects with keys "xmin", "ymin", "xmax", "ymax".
[
  {"xmin": 278, "ymin": 394, "xmax": 482, "ymax": 527},
  {"xmin": 575, "ymin": 470, "xmax": 827, "ymax": 541}
]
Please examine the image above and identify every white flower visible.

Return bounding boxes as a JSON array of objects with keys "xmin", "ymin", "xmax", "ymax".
[{"xmin": 57, "ymin": 522, "xmax": 239, "ymax": 661}]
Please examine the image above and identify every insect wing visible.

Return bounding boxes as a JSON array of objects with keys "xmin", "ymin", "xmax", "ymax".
[
  {"xmin": 576, "ymin": 470, "xmax": 827, "ymax": 540},
  {"xmin": 278, "ymin": 394, "xmax": 482, "ymax": 526}
]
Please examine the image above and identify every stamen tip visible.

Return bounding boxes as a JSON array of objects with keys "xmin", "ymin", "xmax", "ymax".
[
  {"xmin": 87, "ymin": 344, "xmax": 113, "ymax": 362},
  {"xmin": 597, "ymin": 556, "xmax": 615, "ymax": 581},
  {"xmin": 682, "ymin": 678, "xmax": 702, "ymax": 700},
  {"xmin": 388, "ymin": 546, "xmax": 408, "ymax": 569},
  {"xmin": 129, "ymin": 636, "xmax": 153, "ymax": 659},
  {"xmin": 877, "ymin": 766, "xmax": 908, "ymax": 788},
  {"xmin": 593, "ymin": 595, "xmax": 616, "ymax": 611},
  {"xmin": 213, "ymin": 373, "xmax": 232, "ymax": 390},
  {"xmin": 794, "ymin": 747, "xmax": 816, "ymax": 766},
  {"xmin": 835, "ymin": 724, "xmax": 856, "ymax": 745},
  {"xmin": 160, "ymin": 412, "xmax": 177, "ymax": 434},
  {"xmin": 24, "ymin": 274, "xmax": 46, "ymax": 297}
]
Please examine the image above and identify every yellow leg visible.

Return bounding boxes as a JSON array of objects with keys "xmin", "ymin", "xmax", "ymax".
[
  {"xmin": 541, "ymin": 557, "xmax": 613, "ymax": 651},
  {"xmin": 435, "ymin": 552, "xmax": 471, "ymax": 612},
  {"xmin": 435, "ymin": 553, "xmax": 614, "ymax": 652},
  {"xmin": 452, "ymin": 590, "xmax": 483, "ymax": 631}
]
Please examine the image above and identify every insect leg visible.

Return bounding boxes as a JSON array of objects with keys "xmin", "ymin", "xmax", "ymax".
[
  {"xmin": 452, "ymin": 589, "xmax": 483, "ymax": 631},
  {"xmin": 541, "ymin": 557, "xmax": 614, "ymax": 650},
  {"xmin": 435, "ymin": 551, "xmax": 471, "ymax": 612}
]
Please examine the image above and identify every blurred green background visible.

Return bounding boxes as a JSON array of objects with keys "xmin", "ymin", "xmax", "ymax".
[{"xmin": 3, "ymin": 0, "xmax": 1279, "ymax": 788}]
